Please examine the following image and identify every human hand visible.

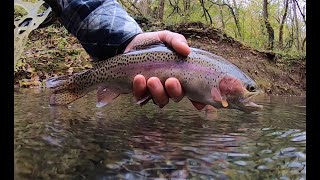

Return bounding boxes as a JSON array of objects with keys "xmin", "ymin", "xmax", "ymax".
[{"xmin": 124, "ymin": 30, "xmax": 206, "ymax": 110}]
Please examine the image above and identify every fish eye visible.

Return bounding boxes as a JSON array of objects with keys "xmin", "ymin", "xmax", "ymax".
[{"xmin": 247, "ymin": 84, "xmax": 257, "ymax": 92}]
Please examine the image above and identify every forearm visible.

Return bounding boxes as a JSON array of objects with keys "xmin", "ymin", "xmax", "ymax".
[{"xmin": 45, "ymin": 0, "xmax": 143, "ymax": 60}]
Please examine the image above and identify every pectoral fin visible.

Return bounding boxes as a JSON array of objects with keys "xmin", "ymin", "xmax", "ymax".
[
  {"xmin": 96, "ymin": 86, "xmax": 120, "ymax": 108},
  {"xmin": 221, "ymin": 100, "xmax": 229, "ymax": 107},
  {"xmin": 211, "ymin": 87, "xmax": 229, "ymax": 107},
  {"xmin": 136, "ymin": 94, "xmax": 152, "ymax": 106}
]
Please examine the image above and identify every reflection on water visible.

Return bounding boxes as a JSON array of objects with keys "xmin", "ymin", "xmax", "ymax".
[{"xmin": 14, "ymin": 89, "xmax": 306, "ymax": 179}]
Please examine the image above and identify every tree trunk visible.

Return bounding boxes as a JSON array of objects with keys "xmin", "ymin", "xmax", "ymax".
[
  {"xmin": 137, "ymin": 0, "xmax": 152, "ymax": 16},
  {"xmin": 231, "ymin": 0, "xmax": 239, "ymax": 17},
  {"xmin": 184, "ymin": 0, "xmax": 190, "ymax": 12},
  {"xmin": 292, "ymin": 0, "xmax": 300, "ymax": 52},
  {"xmin": 278, "ymin": 0, "xmax": 289, "ymax": 49},
  {"xmin": 286, "ymin": 11, "xmax": 294, "ymax": 49},
  {"xmin": 263, "ymin": 0, "xmax": 275, "ymax": 50},
  {"xmin": 158, "ymin": 0, "xmax": 165, "ymax": 21},
  {"xmin": 219, "ymin": 6, "xmax": 225, "ymax": 29},
  {"xmin": 302, "ymin": 37, "xmax": 306, "ymax": 51},
  {"xmin": 226, "ymin": 0, "xmax": 241, "ymax": 37},
  {"xmin": 199, "ymin": 0, "xmax": 213, "ymax": 25}
]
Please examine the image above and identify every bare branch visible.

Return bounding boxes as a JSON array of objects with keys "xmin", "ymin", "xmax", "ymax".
[
  {"xmin": 167, "ymin": 0, "xmax": 181, "ymax": 18},
  {"xmin": 209, "ymin": 0, "xmax": 241, "ymax": 37},
  {"xmin": 292, "ymin": 0, "xmax": 306, "ymax": 25},
  {"xmin": 119, "ymin": 0, "xmax": 144, "ymax": 17},
  {"xmin": 199, "ymin": 0, "xmax": 213, "ymax": 25}
]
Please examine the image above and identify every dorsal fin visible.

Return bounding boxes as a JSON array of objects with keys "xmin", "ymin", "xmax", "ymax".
[
  {"xmin": 91, "ymin": 61, "xmax": 99, "ymax": 68},
  {"xmin": 90, "ymin": 40, "xmax": 165, "ymax": 68},
  {"xmin": 126, "ymin": 39, "xmax": 165, "ymax": 53}
]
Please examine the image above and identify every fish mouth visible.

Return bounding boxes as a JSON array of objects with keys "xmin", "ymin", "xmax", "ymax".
[{"xmin": 237, "ymin": 90, "xmax": 263, "ymax": 112}]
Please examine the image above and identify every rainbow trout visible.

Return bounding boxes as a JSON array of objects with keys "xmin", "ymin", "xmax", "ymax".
[{"xmin": 46, "ymin": 44, "xmax": 263, "ymax": 112}]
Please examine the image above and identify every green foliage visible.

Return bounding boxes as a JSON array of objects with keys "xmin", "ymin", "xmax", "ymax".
[
  {"xmin": 14, "ymin": 0, "xmax": 49, "ymax": 19},
  {"xmin": 14, "ymin": 5, "xmax": 28, "ymax": 19},
  {"xmin": 122, "ymin": 0, "xmax": 306, "ymax": 58}
]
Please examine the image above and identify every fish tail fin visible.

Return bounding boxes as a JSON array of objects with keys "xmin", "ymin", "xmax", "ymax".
[
  {"xmin": 46, "ymin": 75, "xmax": 88, "ymax": 106},
  {"xmin": 46, "ymin": 75, "xmax": 71, "ymax": 89}
]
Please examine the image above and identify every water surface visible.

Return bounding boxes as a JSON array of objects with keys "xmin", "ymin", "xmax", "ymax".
[{"xmin": 14, "ymin": 89, "xmax": 306, "ymax": 179}]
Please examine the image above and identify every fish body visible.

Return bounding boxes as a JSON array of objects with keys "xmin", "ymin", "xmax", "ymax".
[{"xmin": 47, "ymin": 44, "xmax": 263, "ymax": 112}]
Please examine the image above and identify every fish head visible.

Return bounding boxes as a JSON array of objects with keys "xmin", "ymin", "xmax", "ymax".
[{"xmin": 218, "ymin": 75, "xmax": 263, "ymax": 113}]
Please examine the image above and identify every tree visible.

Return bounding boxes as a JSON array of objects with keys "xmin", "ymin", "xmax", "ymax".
[
  {"xmin": 209, "ymin": 0, "xmax": 241, "ymax": 37},
  {"xmin": 184, "ymin": 0, "xmax": 191, "ymax": 12},
  {"xmin": 158, "ymin": 0, "xmax": 165, "ymax": 21},
  {"xmin": 200, "ymin": 0, "xmax": 213, "ymax": 25},
  {"xmin": 278, "ymin": 0, "xmax": 289, "ymax": 49},
  {"xmin": 263, "ymin": 0, "xmax": 275, "ymax": 50}
]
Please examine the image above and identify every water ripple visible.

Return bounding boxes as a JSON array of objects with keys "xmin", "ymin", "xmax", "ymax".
[{"xmin": 14, "ymin": 90, "xmax": 306, "ymax": 179}]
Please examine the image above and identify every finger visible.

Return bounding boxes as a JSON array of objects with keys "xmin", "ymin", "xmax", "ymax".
[
  {"xmin": 133, "ymin": 75, "xmax": 147, "ymax": 100},
  {"xmin": 171, "ymin": 34, "xmax": 191, "ymax": 56},
  {"xmin": 147, "ymin": 77, "xmax": 169, "ymax": 108},
  {"xmin": 190, "ymin": 100, "xmax": 206, "ymax": 110},
  {"xmin": 158, "ymin": 30, "xmax": 191, "ymax": 56},
  {"xmin": 165, "ymin": 78, "xmax": 184, "ymax": 102}
]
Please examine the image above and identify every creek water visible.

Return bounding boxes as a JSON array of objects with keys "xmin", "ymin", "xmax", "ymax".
[{"xmin": 14, "ymin": 89, "xmax": 306, "ymax": 179}]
